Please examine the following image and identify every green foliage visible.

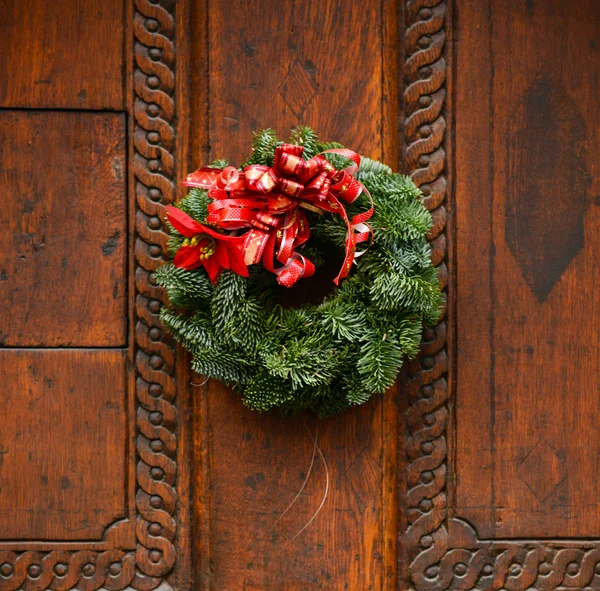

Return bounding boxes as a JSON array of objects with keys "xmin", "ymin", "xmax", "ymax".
[
  {"xmin": 225, "ymin": 297, "xmax": 268, "ymax": 354},
  {"xmin": 360, "ymin": 173, "xmax": 433, "ymax": 245},
  {"xmin": 241, "ymin": 128, "xmax": 281, "ymax": 167},
  {"xmin": 174, "ymin": 188, "xmax": 212, "ymax": 235},
  {"xmin": 243, "ymin": 371, "xmax": 295, "ymax": 412},
  {"xmin": 309, "ymin": 211, "xmax": 348, "ymax": 250},
  {"xmin": 317, "ymin": 299, "xmax": 366, "ymax": 342},
  {"xmin": 358, "ymin": 156, "xmax": 393, "ymax": 176},
  {"xmin": 259, "ymin": 332, "xmax": 344, "ymax": 391},
  {"xmin": 316, "ymin": 142, "xmax": 347, "ymax": 169},
  {"xmin": 210, "ymin": 158, "xmax": 229, "ymax": 169},
  {"xmin": 154, "ymin": 264, "xmax": 213, "ymax": 307},
  {"xmin": 192, "ymin": 349, "xmax": 253, "ymax": 385},
  {"xmin": 154, "ymin": 127, "xmax": 443, "ymax": 417},
  {"xmin": 210, "ymin": 269, "xmax": 247, "ymax": 335},
  {"xmin": 159, "ymin": 308, "xmax": 215, "ymax": 351},
  {"xmin": 356, "ymin": 330, "xmax": 404, "ymax": 394},
  {"xmin": 370, "ymin": 271, "xmax": 442, "ymax": 313},
  {"xmin": 289, "ymin": 126, "xmax": 320, "ymax": 158}
]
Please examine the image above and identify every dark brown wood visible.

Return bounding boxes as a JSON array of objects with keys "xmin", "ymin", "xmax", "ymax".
[
  {"xmin": 7, "ymin": 0, "xmax": 600, "ymax": 589},
  {"xmin": 0, "ymin": 1, "xmax": 192, "ymax": 590},
  {"xmin": 399, "ymin": 1, "xmax": 452, "ymax": 589},
  {"xmin": 127, "ymin": 1, "xmax": 192, "ymax": 589},
  {"xmin": 0, "ymin": 349, "xmax": 130, "ymax": 542},
  {"xmin": 402, "ymin": 0, "xmax": 600, "ymax": 589},
  {"xmin": 0, "ymin": 111, "xmax": 127, "ymax": 347},
  {"xmin": 200, "ymin": 384, "xmax": 387, "ymax": 591},
  {"xmin": 0, "ymin": 0, "xmax": 124, "ymax": 110},
  {"xmin": 455, "ymin": 0, "xmax": 600, "ymax": 540},
  {"xmin": 193, "ymin": 1, "xmax": 400, "ymax": 589},
  {"xmin": 207, "ymin": 0, "xmax": 387, "ymax": 164}
]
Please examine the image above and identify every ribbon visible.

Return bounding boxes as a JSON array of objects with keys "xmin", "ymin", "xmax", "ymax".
[{"xmin": 182, "ymin": 144, "xmax": 373, "ymax": 287}]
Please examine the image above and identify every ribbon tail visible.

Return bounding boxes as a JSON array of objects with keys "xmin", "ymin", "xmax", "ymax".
[
  {"xmin": 276, "ymin": 254, "xmax": 315, "ymax": 288},
  {"xmin": 331, "ymin": 194, "xmax": 356, "ymax": 286},
  {"xmin": 243, "ymin": 228, "xmax": 272, "ymax": 266},
  {"xmin": 349, "ymin": 184, "xmax": 375, "ymax": 259},
  {"xmin": 277, "ymin": 211, "xmax": 300, "ymax": 264},
  {"xmin": 261, "ymin": 231, "xmax": 278, "ymax": 274}
]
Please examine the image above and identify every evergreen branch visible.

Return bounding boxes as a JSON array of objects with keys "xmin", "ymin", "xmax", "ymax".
[
  {"xmin": 159, "ymin": 308, "xmax": 214, "ymax": 352},
  {"xmin": 241, "ymin": 128, "xmax": 281, "ymax": 167},
  {"xmin": 261, "ymin": 336, "xmax": 341, "ymax": 390},
  {"xmin": 356, "ymin": 331, "xmax": 404, "ymax": 394},
  {"xmin": 211, "ymin": 270, "xmax": 247, "ymax": 338},
  {"xmin": 177, "ymin": 188, "xmax": 212, "ymax": 222},
  {"xmin": 289, "ymin": 126, "xmax": 320, "ymax": 158},
  {"xmin": 243, "ymin": 371, "xmax": 295, "ymax": 412},
  {"xmin": 370, "ymin": 270, "xmax": 442, "ymax": 314},
  {"xmin": 192, "ymin": 349, "xmax": 254, "ymax": 385},
  {"xmin": 153, "ymin": 263, "xmax": 213, "ymax": 306}
]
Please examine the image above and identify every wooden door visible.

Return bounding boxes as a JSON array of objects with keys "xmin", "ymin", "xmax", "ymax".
[
  {"xmin": 0, "ymin": 1, "xmax": 193, "ymax": 590},
  {"xmin": 401, "ymin": 0, "xmax": 600, "ymax": 589},
  {"xmin": 1, "ymin": 1, "xmax": 598, "ymax": 591},
  {"xmin": 191, "ymin": 2, "xmax": 400, "ymax": 589}
]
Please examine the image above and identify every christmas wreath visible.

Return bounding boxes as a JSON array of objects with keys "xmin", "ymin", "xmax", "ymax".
[{"xmin": 154, "ymin": 127, "xmax": 442, "ymax": 417}]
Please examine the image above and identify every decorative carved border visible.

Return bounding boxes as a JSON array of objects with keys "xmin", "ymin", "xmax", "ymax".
[
  {"xmin": 131, "ymin": 0, "xmax": 178, "ymax": 588},
  {"xmin": 0, "ymin": 2, "xmax": 179, "ymax": 591},
  {"xmin": 402, "ymin": 2, "xmax": 600, "ymax": 590},
  {"xmin": 402, "ymin": 0, "xmax": 451, "ymax": 587}
]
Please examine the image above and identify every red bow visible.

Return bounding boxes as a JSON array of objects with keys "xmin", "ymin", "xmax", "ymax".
[{"xmin": 182, "ymin": 144, "xmax": 373, "ymax": 287}]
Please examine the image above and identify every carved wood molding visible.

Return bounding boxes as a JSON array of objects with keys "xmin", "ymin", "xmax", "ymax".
[
  {"xmin": 402, "ymin": 0, "xmax": 451, "ymax": 588},
  {"xmin": 0, "ymin": 550, "xmax": 137, "ymax": 591},
  {"xmin": 131, "ymin": 0, "xmax": 178, "ymax": 588},
  {"xmin": 402, "ymin": 2, "xmax": 600, "ymax": 590},
  {"xmin": 0, "ymin": 2, "xmax": 179, "ymax": 591}
]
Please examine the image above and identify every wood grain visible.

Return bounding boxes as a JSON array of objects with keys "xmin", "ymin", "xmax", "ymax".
[
  {"xmin": 0, "ymin": 0, "xmax": 124, "ymax": 110},
  {"xmin": 402, "ymin": 1, "xmax": 600, "ymax": 588},
  {"xmin": 0, "ymin": 0, "xmax": 192, "ymax": 589},
  {"xmin": 202, "ymin": 385, "xmax": 387, "ymax": 591},
  {"xmin": 208, "ymin": 0, "xmax": 385, "ymax": 165},
  {"xmin": 455, "ymin": 0, "xmax": 600, "ymax": 539},
  {"xmin": 399, "ymin": 1, "xmax": 453, "ymax": 588},
  {"xmin": 0, "ymin": 111, "xmax": 127, "ymax": 347},
  {"xmin": 129, "ymin": 0, "xmax": 192, "ymax": 585},
  {"xmin": 0, "ymin": 349, "xmax": 130, "ymax": 542},
  {"xmin": 195, "ymin": 1, "xmax": 398, "ymax": 589}
]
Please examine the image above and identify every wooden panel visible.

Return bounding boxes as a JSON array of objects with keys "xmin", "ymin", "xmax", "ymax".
[
  {"xmin": 452, "ymin": 0, "xmax": 495, "ymax": 539},
  {"xmin": 0, "ymin": 349, "xmax": 129, "ymax": 541},
  {"xmin": 0, "ymin": 0, "xmax": 196, "ymax": 587},
  {"xmin": 201, "ymin": 385, "xmax": 387, "ymax": 590},
  {"xmin": 195, "ymin": 1, "xmax": 397, "ymax": 589},
  {"xmin": 0, "ymin": 111, "xmax": 127, "ymax": 347},
  {"xmin": 401, "ymin": 2, "xmax": 600, "ymax": 589},
  {"xmin": 0, "ymin": 0, "xmax": 124, "ymax": 110},
  {"xmin": 455, "ymin": 0, "xmax": 600, "ymax": 538},
  {"xmin": 0, "ymin": 2, "xmax": 191, "ymax": 588},
  {"xmin": 208, "ymin": 0, "xmax": 384, "ymax": 164}
]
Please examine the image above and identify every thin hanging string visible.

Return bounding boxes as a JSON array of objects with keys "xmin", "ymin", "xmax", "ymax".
[
  {"xmin": 190, "ymin": 376, "xmax": 210, "ymax": 387},
  {"xmin": 269, "ymin": 421, "xmax": 318, "ymax": 531},
  {"xmin": 285, "ymin": 422, "xmax": 330, "ymax": 545}
]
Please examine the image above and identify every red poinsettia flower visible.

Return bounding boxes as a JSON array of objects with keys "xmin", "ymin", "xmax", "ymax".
[{"xmin": 165, "ymin": 206, "xmax": 249, "ymax": 284}]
